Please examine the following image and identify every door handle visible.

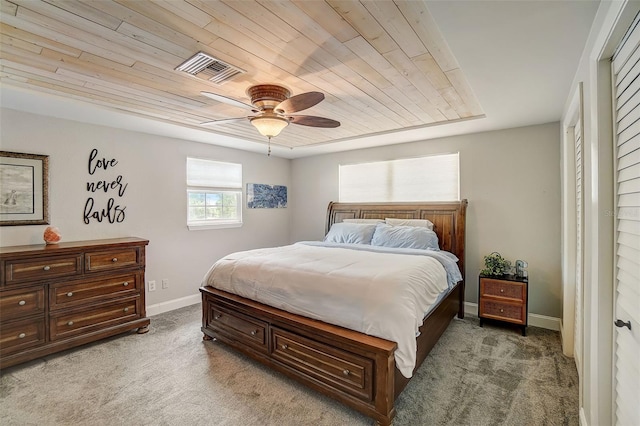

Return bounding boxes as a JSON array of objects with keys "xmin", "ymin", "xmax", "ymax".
[{"xmin": 614, "ymin": 319, "xmax": 631, "ymax": 330}]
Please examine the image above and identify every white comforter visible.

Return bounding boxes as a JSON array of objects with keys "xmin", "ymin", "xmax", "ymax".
[{"xmin": 202, "ymin": 242, "xmax": 450, "ymax": 378}]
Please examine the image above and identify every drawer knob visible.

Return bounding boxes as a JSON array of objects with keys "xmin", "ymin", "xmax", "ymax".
[
  {"xmin": 123, "ymin": 307, "xmax": 129, "ymax": 313},
  {"xmin": 112, "ymin": 258, "xmax": 118, "ymax": 262},
  {"xmin": 18, "ymin": 333, "xmax": 26, "ymax": 339},
  {"xmin": 18, "ymin": 300, "xmax": 26, "ymax": 306},
  {"xmin": 250, "ymin": 330, "xmax": 257, "ymax": 336},
  {"xmin": 281, "ymin": 344, "xmax": 288, "ymax": 350},
  {"xmin": 43, "ymin": 265, "xmax": 51, "ymax": 271},
  {"xmin": 67, "ymin": 292, "xmax": 73, "ymax": 297},
  {"xmin": 342, "ymin": 369, "xmax": 350, "ymax": 376},
  {"xmin": 500, "ymin": 309, "xmax": 504, "ymax": 313},
  {"xmin": 214, "ymin": 314, "xmax": 222, "ymax": 320},
  {"xmin": 123, "ymin": 282, "xmax": 129, "ymax": 286},
  {"xmin": 67, "ymin": 321, "xmax": 74, "ymax": 326},
  {"xmin": 500, "ymin": 289, "xmax": 504, "ymax": 293}
]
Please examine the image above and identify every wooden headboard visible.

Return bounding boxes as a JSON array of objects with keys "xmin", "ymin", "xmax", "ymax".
[{"xmin": 326, "ymin": 200, "xmax": 468, "ymax": 280}]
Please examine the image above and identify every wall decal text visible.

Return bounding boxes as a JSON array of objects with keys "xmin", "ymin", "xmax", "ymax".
[{"xmin": 84, "ymin": 149, "xmax": 127, "ymax": 224}]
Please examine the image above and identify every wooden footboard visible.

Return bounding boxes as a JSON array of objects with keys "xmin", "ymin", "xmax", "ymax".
[{"xmin": 201, "ymin": 280, "xmax": 463, "ymax": 425}]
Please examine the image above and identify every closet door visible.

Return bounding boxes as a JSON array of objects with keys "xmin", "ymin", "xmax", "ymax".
[
  {"xmin": 611, "ymin": 12, "xmax": 640, "ymax": 426},
  {"xmin": 574, "ymin": 116, "xmax": 584, "ymax": 370}
]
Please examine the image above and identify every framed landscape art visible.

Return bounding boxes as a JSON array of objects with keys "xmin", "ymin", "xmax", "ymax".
[{"xmin": 0, "ymin": 151, "xmax": 49, "ymax": 226}]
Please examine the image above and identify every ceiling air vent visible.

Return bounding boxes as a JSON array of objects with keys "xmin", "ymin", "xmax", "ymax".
[{"xmin": 175, "ymin": 52, "xmax": 245, "ymax": 84}]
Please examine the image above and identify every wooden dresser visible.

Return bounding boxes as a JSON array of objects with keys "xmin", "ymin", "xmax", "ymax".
[
  {"xmin": 0, "ymin": 237, "xmax": 150, "ymax": 369},
  {"xmin": 478, "ymin": 274, "xmax": 528, "ymax": 336}
]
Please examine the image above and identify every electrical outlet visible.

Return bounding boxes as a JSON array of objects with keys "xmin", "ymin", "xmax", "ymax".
[
  {"xmin": 162, "ymin": 279, "xmax": 169, "ymax": 289},
  {"xmin": 148, "ymin": 280, "xmax": 156, "ymax": 292}
]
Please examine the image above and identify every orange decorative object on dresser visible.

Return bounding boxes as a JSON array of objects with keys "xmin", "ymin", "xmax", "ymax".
[{"xmin": 43, "ymin": 226, "xmax": 62, "ymax": 244}]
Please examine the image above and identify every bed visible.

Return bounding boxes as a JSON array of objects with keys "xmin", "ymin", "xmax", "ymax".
[{"xmin": 200, "ymin": 200, "xmax": 468, "ymax": 425}]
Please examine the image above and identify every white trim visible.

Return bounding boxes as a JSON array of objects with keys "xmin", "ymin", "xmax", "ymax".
[
  {"xmin": 561, "ymin": 81, "xmax": 584, "ymax": 358},
  {"xmin": 188, "ymin": 221, "xmax": 243, "ymax": 231},
  {"xmin": 529, "ymin": 313, "xmax": 562, "ymax": 332},
  {"xmin": 147, "ymin": 293, "xmax": 200, "ymax": 317},
  {"xmin": 464, "ymin": 302, "xmax": 561, "ymax": 331},
  {"xmin": 580, "ymin": 407, "xmax": 588, "ymax": 426},
  {"xmin": 465, "ymin": 301, "xmax": 478, "ymax": 317}
]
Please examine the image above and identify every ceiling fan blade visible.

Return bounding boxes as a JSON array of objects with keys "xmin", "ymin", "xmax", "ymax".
[
  {"xmin": 288, "ymin": 115, "xmax": 340, "ymax": 128},
  {"xmin": 275, "ymin": 92, "xmax": 324, "ymax": 114},
  {"xmin": 201, "ymin": 91, "xmax": 257, "ymax": 111},
  {"xmin": 201, "ymin": 117, "xmax": 249, "ymax": 126}
]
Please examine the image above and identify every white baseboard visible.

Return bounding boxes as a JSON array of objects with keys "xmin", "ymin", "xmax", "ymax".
[
  {"xmin": 146, "ymin": 293, "xmax": 200, "ymax": 317},
  {"xmin": 464, "ymin": 302, "xmax": 561, "ymax": 331},
  {"xmin": 464, "ymin": 302, "xmax": 479, "ymax": 317},
  {"xmin": 579, "ymin": 407, "xmax": 587, "ymax": 426}
]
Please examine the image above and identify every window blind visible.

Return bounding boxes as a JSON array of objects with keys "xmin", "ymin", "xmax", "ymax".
[
  {"xmin": 187, "ymin": 158, "xmax": 242, "ymax": 189},
  {"xmin": 339, "ymin": 153, "xmax": 459, "ymax": 202}
]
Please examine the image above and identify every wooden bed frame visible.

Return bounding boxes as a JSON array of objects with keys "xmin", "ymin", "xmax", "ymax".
[{"xmin": 200, "ymin": 200, "xmax": 468, "ymax": 425}]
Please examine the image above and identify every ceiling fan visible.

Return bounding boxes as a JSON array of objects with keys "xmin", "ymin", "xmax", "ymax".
[{"xmin": 200, "ymin": 84, "xmax": 340, "ymax": 155}]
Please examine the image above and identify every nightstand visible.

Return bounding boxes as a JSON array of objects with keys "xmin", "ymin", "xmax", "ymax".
[{"xmin": 478, "ymin": 274, "xmax": 528, "ymax": 336}]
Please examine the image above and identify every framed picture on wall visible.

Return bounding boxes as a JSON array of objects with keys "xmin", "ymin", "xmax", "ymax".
[
  {"xmin": 0, "ymin": 151, "xmax": 50, "ymax": 226},
  {"xmin": 247, "ymin": 183, "xmax": 287, "ymax": 208}
]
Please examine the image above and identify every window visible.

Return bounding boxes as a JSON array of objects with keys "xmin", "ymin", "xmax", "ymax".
[
  {"xmin": 186, "ymin": 158, "xmax": 242, "ymax": 229},
  {"xmin": 339, "ymin": 153, "xmax": 459, "ymax": 202}
]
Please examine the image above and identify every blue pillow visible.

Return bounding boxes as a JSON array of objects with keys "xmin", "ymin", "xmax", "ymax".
[
  {"xmin": 371, "ymin": 223, "xmax": 440, "ymax": 250},
  {"xmin": 324, "ymin": 222, "xmax": 377, "ymax": 244}
]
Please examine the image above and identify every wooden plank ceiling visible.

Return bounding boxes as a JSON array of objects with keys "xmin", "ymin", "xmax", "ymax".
[{"xmin": 0, "ymin": 0, "xmax": 484, "ymax": 149}]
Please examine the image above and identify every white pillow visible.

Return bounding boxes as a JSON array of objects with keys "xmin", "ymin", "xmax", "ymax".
[
  {"xmin": 371, "ymin": 223, "xmax": 440, "ymax": 250},
  {"xmin": 385, "ymin": 217, "xmax": 434, "ymax": 230},
  {"xmin": 343, "ymin": 218, "xmax": 384, "ymax": 224},
  {"xmin": 324, "ymin": 222, "xmax": 377, "ymax": 244}
]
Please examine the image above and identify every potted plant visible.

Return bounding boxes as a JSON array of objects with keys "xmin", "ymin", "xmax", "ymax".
[{"xmin": 480, "ymin": 252, "xmax": 512, "ymax": 276}]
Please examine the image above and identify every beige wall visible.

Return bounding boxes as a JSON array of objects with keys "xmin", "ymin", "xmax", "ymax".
[
  {"xmin": 0, "ymin": 108, "xmax": 292, "ymax": 310},
  {"xmin": 0, "ymin": 108, "xmax": 564, "ymax": 319},
  {"xmin": 290, "ymin": 122, "xmax": 562, "ymax": 318}
]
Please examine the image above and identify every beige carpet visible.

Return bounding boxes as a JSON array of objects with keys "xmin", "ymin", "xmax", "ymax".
[{"xmin": 0, "ymin": 303, "xmax": 578, "ymax": 425}]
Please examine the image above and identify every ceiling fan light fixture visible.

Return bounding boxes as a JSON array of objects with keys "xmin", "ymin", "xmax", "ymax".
[{"xmin": 250, "ymin": 116, "xmax": 289, "ymax": 138}]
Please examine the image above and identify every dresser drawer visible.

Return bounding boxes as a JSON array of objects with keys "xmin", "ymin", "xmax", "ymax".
[
  {"xmin": 206, "ymin": 303, "xmax": 268, "ymax": 353},
  {"xmin": 85, "ymin": 248, "xmax": 140, "ymax": 273},
  {"xmin": 0, "ymin": 317, "xmax": 46, "ymax": 356},
  {"xmin": 0, "ymin": 286, "xmax": 45, "ymax": 321},
  {"xmin": 50, "ymin": 273, "xmax": 140, "ymax": 311},
  {"xmin": 50, "ymin": 298, "xmax": 141, "ymax": 341},
  {"xmin": 480, "ymin": 278, "xmax": 525, "ymax": 302},
  {"xmin": 271, "ymin": 327, "xmax": 373, "ymax": 402},
  {"xmin": 4, "ymin": 255, "xmax": 83, "ymax": 284},
  {"xmin": 479, "ymin": 300, "xmax": 526, "ymax": 324}
]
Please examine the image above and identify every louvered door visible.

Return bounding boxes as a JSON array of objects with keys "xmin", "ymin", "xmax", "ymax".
[
  {"xmin": 574, "ymin": 116, "xmax": 584, "ymax": 370},
  {"xmin": 611, "ymin": 12, "xmax": 640, "ymax": 426}
]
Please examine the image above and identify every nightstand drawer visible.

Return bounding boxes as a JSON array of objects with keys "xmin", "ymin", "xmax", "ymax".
[
  {"xmin": 50, "ymin": 298, "xmax": 140, "ymax": 341},
  {"xmin": 85, "ymin": 249, "xmax": 140, "ymax": 273},
  {"xmin": 479, "ymin": 300, "xmax": 526, "ymax": 324},
  {"xmin": 50, "ymin": 273, "xmax": 140, "ymax": 310},
  {"xmin": 0, "ymin": 317, "xmax": 46, "ymax": 356},
  {"xmin": 480, "ymin": 278, "xmax": 525, "ymax": 302},
  {"xmin": 4, "ymin": 255, "xmax": 83, "ymax": 284},
  {"xmin": 0, "ymin": 286, "xmax": 45, "ymax": 320}
]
